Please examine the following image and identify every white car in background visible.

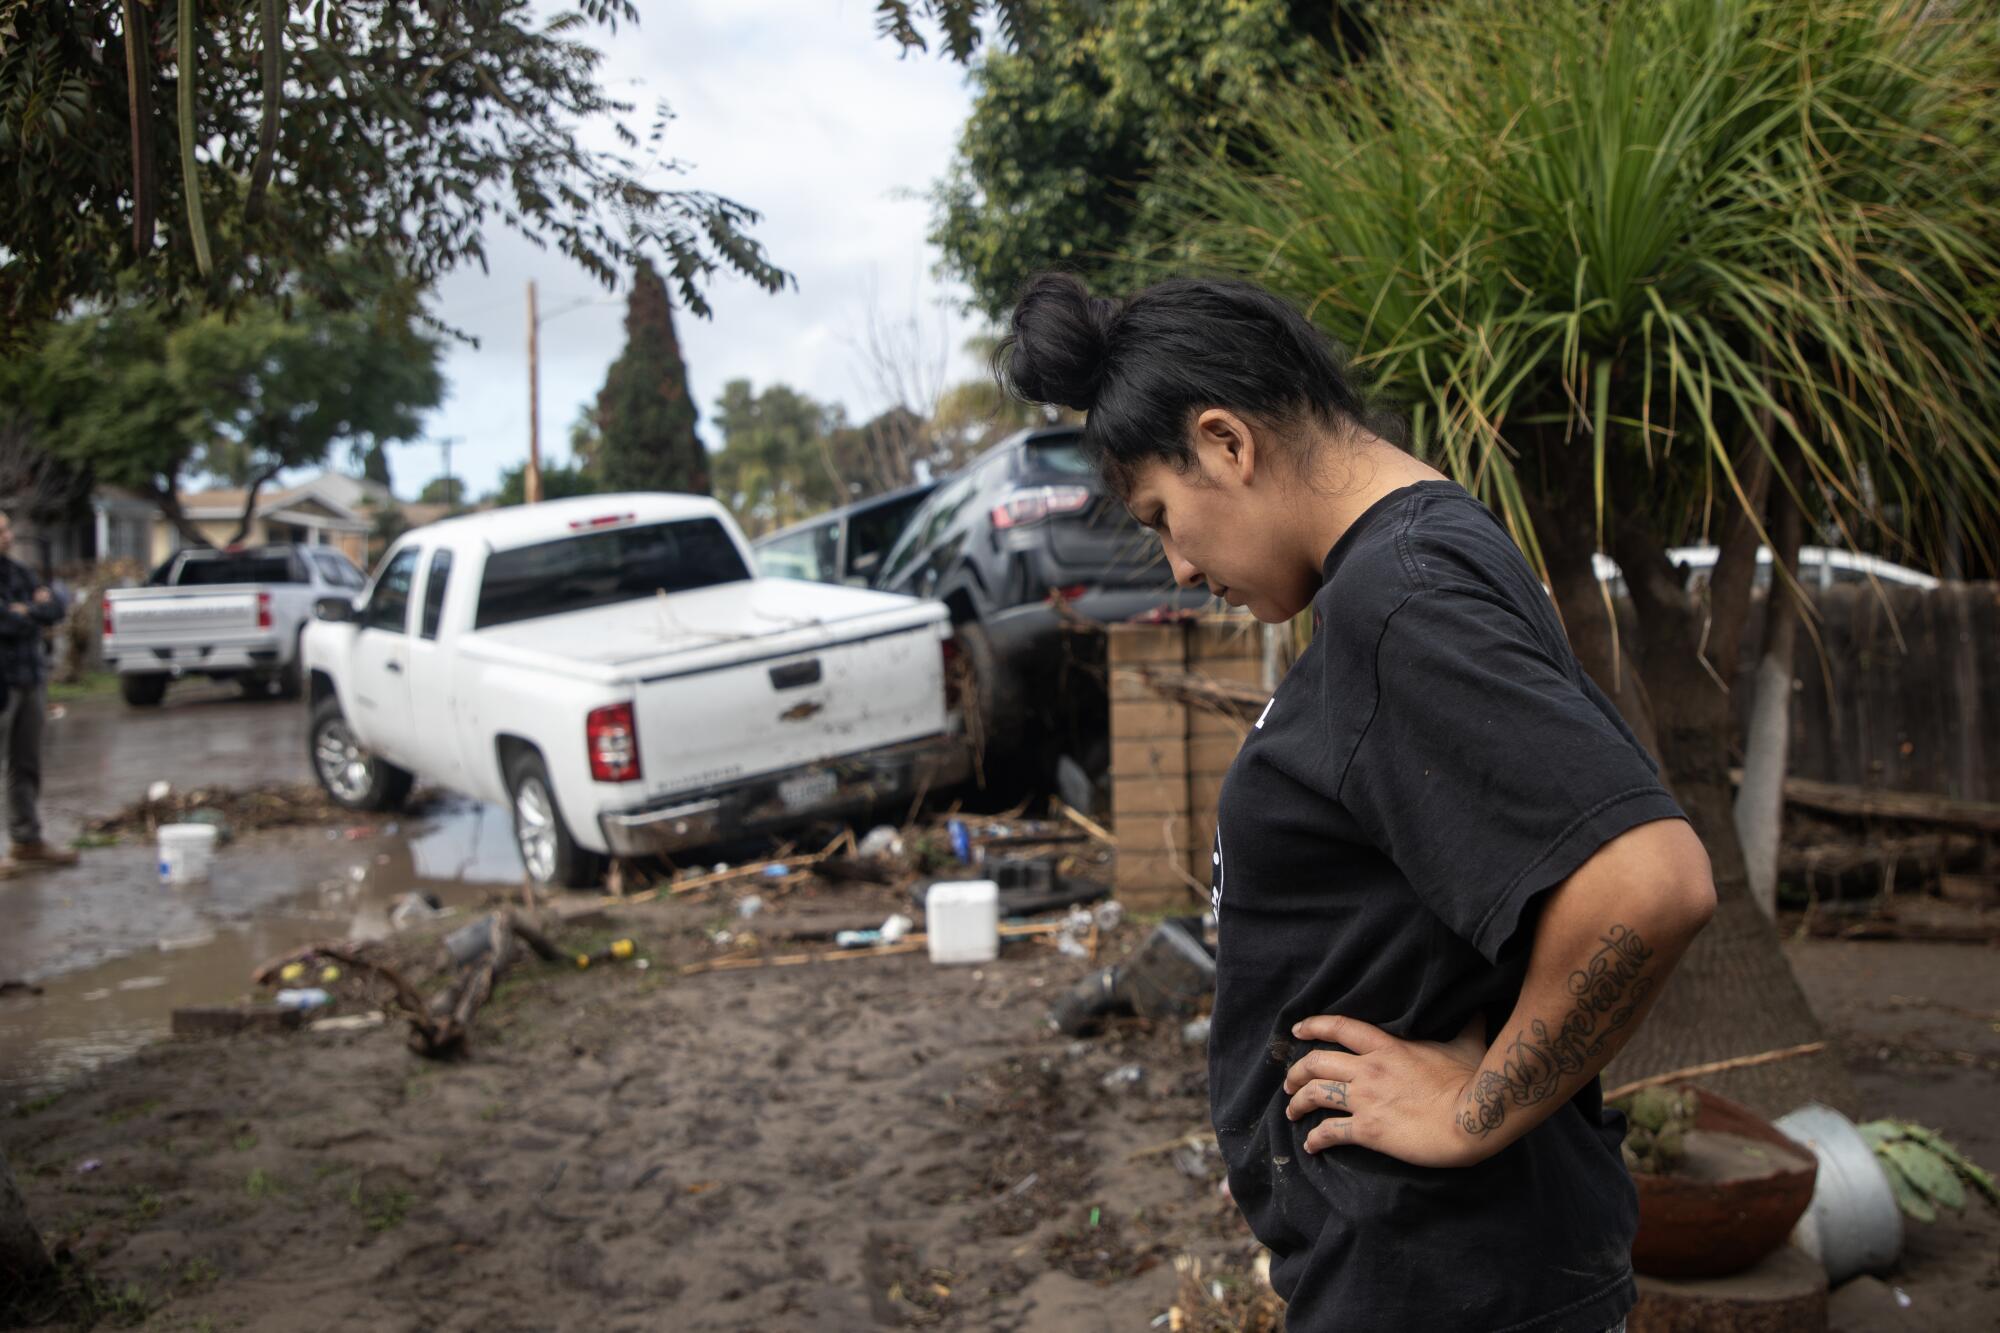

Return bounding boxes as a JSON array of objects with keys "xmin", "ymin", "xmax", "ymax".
[
  {"xmin": 1591, "ymin": 545, "xmax": 1940, "ymax": 595},
  {"xmin": 303, "ymin": 494, "xmax": 967, "ymax": 888}
]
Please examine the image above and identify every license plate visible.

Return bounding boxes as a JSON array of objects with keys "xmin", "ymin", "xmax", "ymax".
[{"xmin": 778, "ymin": 770, "xmax": 838, "ymax": 812}]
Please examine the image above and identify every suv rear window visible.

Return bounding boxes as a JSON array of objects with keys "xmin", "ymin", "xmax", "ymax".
[
  {"xmin": 1026, "ymin": 439, "xmax": 1093, "ymax": 475},
  {"xmin": 169, "ymin": 553, "xmax": 302, "ymax": 586},
  {"xmin": 475, "ymin": 518, "xmax": 750, "ymax": 630}
]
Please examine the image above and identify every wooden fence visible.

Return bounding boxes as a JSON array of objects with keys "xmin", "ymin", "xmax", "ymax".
[{"xmin": 1739, "ymin": 581, "xmax": 2000, "ymax": 804}]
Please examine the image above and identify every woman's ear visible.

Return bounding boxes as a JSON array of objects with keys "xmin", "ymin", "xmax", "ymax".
[{"xmin": 1194, "ymin": 408, "xmax": 1258, "ymax": 487}]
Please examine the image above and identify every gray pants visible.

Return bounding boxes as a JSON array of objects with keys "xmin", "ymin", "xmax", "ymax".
[{"xmin": 0, "ymin": 680, "xmax": 44, "ymax": 845}]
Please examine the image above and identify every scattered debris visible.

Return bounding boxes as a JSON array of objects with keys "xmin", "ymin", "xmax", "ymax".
[
  {"xmin": 1804, "ymin": 897, "xmax": 2000, "ymax": 944},
  {"xmin": 1604, "ymin": 1041, "xmax": 1830, "ymax": 1102},
  {"xmin": 1049, "ymin": 920, "xmax": 1216, "ymax": 1036},
  {"xmin": 1100, "ymin": 1063, "xmax": 1145, "ymax": 1092},
  {"xmin": 89, "ymin": 782, "xmax": 435, "ymax": 841},
  {"xmin": 0, "ymin": 980, "xmax": 43, "ymax": 999},
  {"xmin": 309, "ymin": 1013, "xmax": 387, "ymax": 1034},
  {"xmin": 1052, "ymin": 798, "xmax": 1117, "ymax": 848},
  {"xmin": 251, "ymin": 909, "xmax": 561, "ymax": 1059},
  {"xmin": 574, "ymin": 938, "xmax": 638, "ymax": 969},
  {"xmin": 274, "ymin": 988, "xmax": 333, "ymax": 1012},
  {"xmin": 835, "ymin": 913, "xmax": 914, "ymax": 949},
  {"xmin": 857, "ymin": 824, "xmax": 903, "ymax": 859},
  {"xmin": 389, "ymin": 892, "xmax": 446, "ymax": 930}
]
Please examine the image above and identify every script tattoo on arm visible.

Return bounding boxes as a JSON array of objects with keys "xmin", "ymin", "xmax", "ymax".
[{"xmin": 1458, "ymin": 924, "xmax": 1655, "ymax": 1138}]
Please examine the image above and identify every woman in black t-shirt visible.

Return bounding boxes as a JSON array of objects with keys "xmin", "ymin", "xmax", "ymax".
[{"xmin": 997, "ymin": 274, "xmax": 1717, "ymax": 1333}]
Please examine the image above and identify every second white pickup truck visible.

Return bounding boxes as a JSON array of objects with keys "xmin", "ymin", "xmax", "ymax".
[
  {"xmin": 104, "ymin": 544, "xmax": 371, "ymax": 707},
  {"xmin": 303, "ymin": 494, "xmax": 967, "ymax": 888}
]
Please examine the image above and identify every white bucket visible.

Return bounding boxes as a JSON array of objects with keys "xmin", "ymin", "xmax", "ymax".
[
  {"xmin": 157, "ymin": 824, "xmax": 220, "ymax": 884},
  {"xmin": 1775, "ymin": 1102, "xmax": 1905, "ymax": 1285},
  {"xmin": 926, "ymin": 879, "xmax": 999, "ymax": 965}
]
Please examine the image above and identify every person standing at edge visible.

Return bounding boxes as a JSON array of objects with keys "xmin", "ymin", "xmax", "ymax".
[
  {"xmin": 0, "ymin": 511, "xmax": 79, "ymax": 879},
  {"xmin": 998, "ymin": 274, "xmax": 1717, "ymax": 1333}
]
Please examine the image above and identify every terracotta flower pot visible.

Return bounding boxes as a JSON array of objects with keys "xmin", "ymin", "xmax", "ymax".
[{"xmin": 1628, "ymin": 1087, "xmax": 1819, "ymax": 1280}]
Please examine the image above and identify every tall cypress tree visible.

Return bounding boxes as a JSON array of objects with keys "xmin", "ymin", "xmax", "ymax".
[{"xmin": 595, "ymin": 260, "xmax": 708, "ymax": 494}]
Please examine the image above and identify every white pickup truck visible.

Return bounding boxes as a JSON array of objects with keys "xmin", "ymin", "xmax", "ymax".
[
  {"xmin": 303, "ymin": 494, "xmax": 968, "ymax": 888},
  {"xmin": 104, "ymin": 544, "xmax": 370, "ymax": 707}
]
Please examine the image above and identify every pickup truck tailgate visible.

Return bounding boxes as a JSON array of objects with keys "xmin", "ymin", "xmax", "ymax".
[
  {"xmin": 106, "ymin": 586, "xmax": 265, "ymax": 645},
  {"xmin": 467, "ymin": 580, "xmax": 952, "ymax": 802},
  {"xmin": 629, "ymin": 588, "xmax": 948, "ymax": 800}
]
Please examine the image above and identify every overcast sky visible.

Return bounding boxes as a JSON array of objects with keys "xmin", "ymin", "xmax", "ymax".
[{"xmin": 383, "ymin": 1, "xmax": 983, "ymax": 501}]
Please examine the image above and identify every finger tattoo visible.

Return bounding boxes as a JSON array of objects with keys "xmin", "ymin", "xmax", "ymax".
[{"xmin": 1319, "ymin": 1081, "xmax": 1349, "ymax": 1110}]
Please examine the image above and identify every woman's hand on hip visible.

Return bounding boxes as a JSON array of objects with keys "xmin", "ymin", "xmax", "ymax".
[{"xmin": 1282, "ymin": 1013, "xmax": 1494, "ymax": 1168}]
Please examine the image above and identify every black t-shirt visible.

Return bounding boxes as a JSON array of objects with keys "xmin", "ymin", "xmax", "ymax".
[{"xmin": 1209, "ymin": 481, "xmax": 1684, "ymax": 1332}]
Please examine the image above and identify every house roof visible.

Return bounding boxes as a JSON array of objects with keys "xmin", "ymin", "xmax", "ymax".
[{"xmin": 180, "ymin": 478, "xmax": 367, "ymax": 525}]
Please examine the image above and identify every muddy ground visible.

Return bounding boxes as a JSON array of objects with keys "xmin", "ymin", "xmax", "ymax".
[
  {"xmin": 4, "ymin": 690, "xmax": 1997, "ymax": 1330},
  {"xmin": 4, "ymin": 879, "xmax": 1996, "ymax": 1331}
]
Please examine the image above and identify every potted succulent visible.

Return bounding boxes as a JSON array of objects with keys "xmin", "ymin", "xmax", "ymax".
[{"xmin": 1615, "ymin": 1085, "xmax": 1820, "ymax": 1279}]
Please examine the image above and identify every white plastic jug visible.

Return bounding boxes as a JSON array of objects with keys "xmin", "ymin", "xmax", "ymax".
[
  {"xmin": 926, "ymin": 879, "xmax": 999, "ymax": 965},
  {"xmin": 157, "ymin": 823, "xmax": 219, "ymax": 884}
]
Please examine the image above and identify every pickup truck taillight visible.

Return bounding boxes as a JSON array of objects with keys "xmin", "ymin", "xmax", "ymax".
[
  {"xmin": 257, "ymin": 591, "xmax": 272, "ymax": 630},
  {"xmin": 102, "ymin": 596, "xmax": 114, "ymax": 639},
  {"xmin": 587, "ymin": 702, "xmax": 642, "ymax": 783},
  {"xmin": 990, "ymin": 485, "xmax": 1091, "ymax": 530}
]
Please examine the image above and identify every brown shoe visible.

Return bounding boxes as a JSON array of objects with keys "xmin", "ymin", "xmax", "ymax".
[{"xmin": 9, "ymin": 841, "xmax": 79, "ymax": 868}]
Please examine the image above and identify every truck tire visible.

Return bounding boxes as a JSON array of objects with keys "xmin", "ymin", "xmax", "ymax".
[
  {"xmin": 120, "ymin": 674, "xmax": 169, "ymax": 708},
  {"xmin": 954, "ymin": 620, "xmax": 1031, "ymax": 797},
  {"xmin": 505, "ymin": 750, "xmax": 605, "ymax": 891},
  {"xmin": 309, "ymin": 696, "xmax": 413, "ymax": 812}
]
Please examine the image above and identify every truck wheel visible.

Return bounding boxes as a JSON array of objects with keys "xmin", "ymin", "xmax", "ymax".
[
  {"xmin": 310, "ymin": 697, "xmax": 413, "ymax": 812},
  {"xmin": 954, "ymin": 621, "xmax": 1030, "ymax": 797},
  {"xmin": 120, "ymin": 674, "xmax": 169, "ymax": 708},
  {"xmin": 505, "ymin": 750, "xmax": 605, "ymax": 891}
]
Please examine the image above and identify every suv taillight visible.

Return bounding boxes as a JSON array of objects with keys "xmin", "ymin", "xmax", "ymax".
[
  {"xmin": 990, "ymin": 485, "xmax": 1091, "ymax": 530},
  {"xmin": 257, "ymin": 591, "xmax": 272, "ymax": 630},
  {"xmin": 587, "ymin": 702, "xmax": 642, "ymax": 783}
]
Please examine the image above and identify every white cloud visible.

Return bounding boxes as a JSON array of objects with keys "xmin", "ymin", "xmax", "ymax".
[{"xmin": 388, "ymin": 1, "xmax": 985, "ymax": 502}]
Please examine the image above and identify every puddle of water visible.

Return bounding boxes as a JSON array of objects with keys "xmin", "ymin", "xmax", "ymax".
[{"xmin": 0, "ymin": 797, "xmax": 527, "ymax": 1102}]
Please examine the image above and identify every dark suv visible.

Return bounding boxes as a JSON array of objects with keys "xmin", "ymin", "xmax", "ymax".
[
  {"xmin": 751, "ymin": 481, "xmax": 939, "ymax": 588},
  {"xmin": 875, "ymin": 425, "xmax": 1204, "ymax": 790}
]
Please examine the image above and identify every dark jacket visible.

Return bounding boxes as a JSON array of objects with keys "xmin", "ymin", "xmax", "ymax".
[{"xmin": 0, "ymin": 557, "xmax": 64, "ymax": 689}]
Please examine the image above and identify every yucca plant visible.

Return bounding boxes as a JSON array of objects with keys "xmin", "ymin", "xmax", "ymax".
[{"xmin": 1159, "ymin": 0, "xmax": 2000, "ymax": 1111}]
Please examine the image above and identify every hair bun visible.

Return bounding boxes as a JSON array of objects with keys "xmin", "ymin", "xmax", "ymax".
[{"xmin": 998, "ymin": 272, "xmax": 1119, "ymax": 412}]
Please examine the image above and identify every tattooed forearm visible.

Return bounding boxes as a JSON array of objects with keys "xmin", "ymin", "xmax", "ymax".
[{"xmin": 1457, "ymin": 924, "xmax": 1655, "ymax": 1138}]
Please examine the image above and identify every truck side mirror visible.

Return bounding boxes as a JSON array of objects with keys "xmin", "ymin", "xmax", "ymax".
[{"xmin": 315, "ymin": 596, "xmax": 357, "ymax": 623}]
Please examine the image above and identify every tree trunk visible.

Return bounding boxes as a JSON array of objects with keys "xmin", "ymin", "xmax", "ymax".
[
  {"xmin": 0, "ymin": 1147, "xmax": 57, "ymax": 1322},
  {"xmin": 1590, "ymin": 505, "xmax": 1853, "ymax": 1117},
  {"xmin": 1531, "ymin": 485, "xmax": 1660, "ymax": 756},
  {"xmin": 1735, "ymin": 457, "xmax": 1808, "ymax": 917},
  {"xmin": 227, "ymin": 466, "xmax": 285, "ymax": 546},
  {"xmin": 147, "ymin": 481, "xmax": 214, "ymax": 550}
]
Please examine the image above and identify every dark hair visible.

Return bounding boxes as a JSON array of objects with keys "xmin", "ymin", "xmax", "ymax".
[{"xmin": 996, "ymin": 272, "xmax": 1401, "ymax": 495}]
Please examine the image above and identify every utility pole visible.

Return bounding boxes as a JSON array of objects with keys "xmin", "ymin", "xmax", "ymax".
[
  {"xmin": 438, "ymin": 436, "xmax": 457, "ymax": 509},
  {"xmin": 526, "ymin": 279, "xmax": 544, "ymax": 504}
]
